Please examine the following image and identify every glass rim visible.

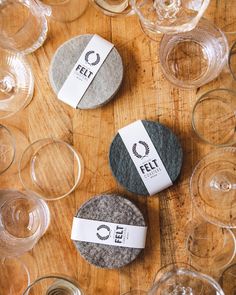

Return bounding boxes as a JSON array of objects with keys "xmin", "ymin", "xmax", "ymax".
[
  {"xmin": 22, "ymin": 274, "xmax": 81, "ymax": 295},
  {"xmin": 18, "ymin": 138, "xmax": 83, "ymax": 201},
  {"xmin": 190, "ymin": 147, "xmax": 236, "ymax": 228},
  {"xmin": 149, "ymin": 267, "xmax": 225, "ymax": 294},
  {"xmin": 192, "ymin": 88, "xmax": 236, "ymax": 147},
  {"xmin": 0, "ymin": 124, "xmax": 16, "ymax": 175},
  {"xmin": 229, "ymin": 39, "xmax": 236, "ymax": 80},
  {"xmin": 130, "ymin": 0, "xmax": 210, "ymax": 34}
]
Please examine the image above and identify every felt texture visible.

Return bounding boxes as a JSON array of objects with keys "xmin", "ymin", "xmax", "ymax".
[
  {"xmin": 109, "ymin": 120, "xmax": 183, "ymax": 196},
  {"xmin": 49, "ymin": 34, "xmax": 123, "ymax": 109},
  {"xmin": 73, "ymin": 194, "xmax": 146, "ymax": 269}
]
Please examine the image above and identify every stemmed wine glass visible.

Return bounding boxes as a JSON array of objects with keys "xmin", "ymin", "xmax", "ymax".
[
  {"xmin": 130, "ymin": 0, "xmax": 210, "ymax": 40},
  {"xmin": 0, "ymin": 48, "xmax": 34, "ymax": 119},
  {"xmin": 149, "ymin": 263, "xmax": 224, "ymax": 295},
  {"xmin": 190, "ymin": 147, "xmax": 236, "ymax": 228}
]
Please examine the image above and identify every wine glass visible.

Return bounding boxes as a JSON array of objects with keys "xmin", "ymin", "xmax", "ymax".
[
  {"xmin": 90, "ymin": 0, "xmax": 133, "ymax": 16},
  {"xmin": 0, "ymin": 190, "xmax": 50, "ymax": 257},
  {"xmin": 19, "ymin": 138, "xmax": 84, "ymax": 201},
  {"xmin": 0, "ymin": 48, "xmax": 34, "ymax": 119},
  {"xmin": 0, "ymin": 0, "xmax": 51, "ymax": 54},
  {"xmin": 192, "ymin": 89, "xmax": 236, "ymax": 146},
  {"xmin": 130, "ymin": 0, "xmax": 210, "ymax": 40},
  {"xmin": 186, "ymin": 220, "xmax": 236, "ymax": 272},
  {"xmin": 190, "ymin": 147, "xmax": 236, "ymax": 228},
  {"xmin": 159, "ymin": 19, "xmax": 229, "ymax": 88},
  {"xmin": 23, "ymin": 275, "xmax": 84, "ymax": 295},
  {"xmin": 149, "ymin": 264, "xmax": 224, "ymax": 295}
]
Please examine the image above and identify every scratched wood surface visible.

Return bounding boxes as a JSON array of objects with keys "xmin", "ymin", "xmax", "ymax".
[{"xmin": 1, "ymin": 0, "xmax": 236, "ymax": 294}]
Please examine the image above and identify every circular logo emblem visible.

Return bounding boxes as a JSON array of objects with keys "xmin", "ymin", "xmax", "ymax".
[
  {"xmin": 96, "ymin": 224, "xmax": 111, "ymax": 240},
  {"xmin": 85, "ymin": 50, "xmax": 101, "ymax": 66},
  {"xmin": 132, "ymin": 141, "xmax": 150, "ymax": 159}
]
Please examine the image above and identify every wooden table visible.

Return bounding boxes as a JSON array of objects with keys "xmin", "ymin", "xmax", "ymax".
[{"xmin": 1, "ymin": 1, "xmax": 236, "ymax": 294}]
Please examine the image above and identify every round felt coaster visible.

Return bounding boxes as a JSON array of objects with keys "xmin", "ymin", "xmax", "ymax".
[
  {"xmin": 73, "ymin": 194, "xmax": 146, "ymax": 269},
  {"xmin": 109, "ymin": 120, "xmax": 183, "ymax": 196},
  {"xmin": 49, "ymin": 34, "xmax": 123, "ymax": 109}
]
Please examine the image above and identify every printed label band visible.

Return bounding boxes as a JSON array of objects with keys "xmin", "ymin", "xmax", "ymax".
[
  {"xmin": 58, "ymin": 34, "xmax": 114, "ymax": 108},
  {"xmin": 118, "ymin": 120, "xmax": 173, "ymax": 195},
  {"xmin": 71, "ymin": 217, "xmax": 147, "ymax": 249}
]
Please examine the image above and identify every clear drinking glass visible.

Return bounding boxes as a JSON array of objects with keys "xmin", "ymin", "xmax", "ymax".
[
  {"xmin": 0, "ymin": 0, "xmax": 51, "ymax": 54},
  {"xmin": 40, "ymin": 0, "xmax": 88, "ymax": 22},
  {"xmin": 0, "ymin": 257, "xmax": 30, "ymax": 295},
  {"xmin": 22, "ymin": 275, "xmax": 84, "ymax": 295},
  {"xmin": 19, "ymin": 138, "xmax": 84, "ymax": 201},
  {"xmin": 219, "ymin": 264, "xmax": 236, "ymax": 295},
  {"xmin": 159, "ymin": 18, "xmax": 229, "ymax": 88},
  {"xmin": 0, "ymin": 48, "xmax": 34, "ymax": 119},
  {"xmin": 90, "ymin": 0, "xmax": 133, "ymax": 16},
  {"xmin": 130, "ymin": 0, "xmax": 210, "ymax": 37},
  {"xmin": 0, "ymin": 190, "xmax": 50, "ymax": 257},
  {"xmin": 190, "ymin": 148, "xmax": 236, "ymax": 228},
  {"xmin": 149, "ymin": 265, "xmax": 224, "ymax": 295},
  {"xmin": 192, "ymin": 89, "xmax": 236, "ymax": 146},
  {"xmin": 186, "ymin": 220, "xmax": 236, "ymax": 271}
]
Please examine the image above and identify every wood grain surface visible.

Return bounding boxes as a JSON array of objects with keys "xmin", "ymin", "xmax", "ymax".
[{"xmin": 1, "ymin": 0, "xmax": 236, "ymax": 294}]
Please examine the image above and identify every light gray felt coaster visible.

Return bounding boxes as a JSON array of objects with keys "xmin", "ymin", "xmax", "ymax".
[
  {"xmin": 109, "ymin": 120, "xmax": 183, "ymax": 196},
  {"xmin": 49, "ymin": 34, "xmax": 123, "ymax": 109},
  {"xmin": 74, "ymin": 194, "xmax": 146, "ymax": 269}
]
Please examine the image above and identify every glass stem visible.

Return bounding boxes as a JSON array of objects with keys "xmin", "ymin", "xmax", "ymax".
[
  {"xmin": 154, "ymin": 0, "xmax": 181, "ymax": 19},
  {"xmin": 0, "ymin": 76, "xmax": 15, "ymax": 94},
  {"xmin": 210, "ymin": 175, "xmax": 236, "ymax": 192}
]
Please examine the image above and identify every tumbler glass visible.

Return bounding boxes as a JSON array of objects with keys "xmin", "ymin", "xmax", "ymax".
[
  {"xmin": 90, "ymin": 0, "xmax": 132, "ymax": 16},
  {"xmin": 186, "ymin": 220, "xmax": 236, "ymax": 271},
  {"xmin": 0, "ymin": 257, "xmax": 30, "ymax": 295},
  {"xmin": 130, "ymin": 0, "xmax": 210, "ymax": 37},
  {"xmin": 0, "ymin": 190, "xmax": 50, "ymax": 257},
  {"xmin": 40, "ymin": 0, "xmax": 88, "ymax": 22},
  {"xmin": 190, "ymin": 148, "xmax": 236, "ymax": 228},
  {"xmin": 0, "ymin": 48, "xmax": 34, "ymax": 119},
  {"xmin": 192, "ymin": 89, "xmax": 236, "ymax": 146},
  {"xmin": 19, "ymin": 138, "xmax": 84, "ymax": 201},
  {"xmin": 23, "ymin": 275, "xmax": 84, "ymax": 295},
  {"xmin": 159, "ymin": 18, "xmax": 229, "ymax": 88},
  {"xmin": 149, "ymin": 265, "xmax": 224, "ymax": 295},
  {"xmin": 0, "ymin": 0, "xmax": 51, "ymax": 54}
]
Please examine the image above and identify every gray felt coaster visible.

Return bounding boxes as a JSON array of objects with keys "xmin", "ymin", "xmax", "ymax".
[
  {"xmin": 73, "ymin": 194, "xmax": 146, "ymax": 269},
  {"xmin": 109, "ymin": 120, "xmax": 183, "ymax": 196},
  {"xmin": 49, "ymin": 34, "xmax": 123, "ymax": 109}
]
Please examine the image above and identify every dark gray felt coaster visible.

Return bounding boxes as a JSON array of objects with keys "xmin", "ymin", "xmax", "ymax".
[
  {"xmin": 49, "ymin": 34, "xmax": 123, "ymax": 109},
  {"xmin": 109, "ymin": 120, "xmax": 183, "ymax": 196},
  {"xmin": 73, "ymin": 194, "xmax": 146, "ymax": 269}
]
